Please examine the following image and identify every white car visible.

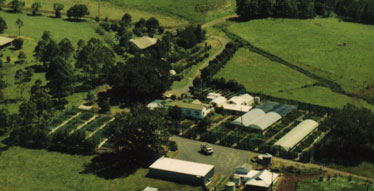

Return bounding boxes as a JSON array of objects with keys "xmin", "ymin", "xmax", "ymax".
[{"xmin": 200, "ymin": 143, "xmax": 213, "ymax": 155}]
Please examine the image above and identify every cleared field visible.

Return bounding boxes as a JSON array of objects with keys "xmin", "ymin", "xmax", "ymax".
[
  {"xmin": 214, "ymin": 49, "xmax": 374, "ymax": 109},
  {"xmin": 226, "ymin": 18, "xmax": 374, "ymax": 96},
  {"xmin": 297, "ymin": 176, "xmax": 374, "ymax": 191},
  {"xmin": 0, "ymin": 11, "xmax": 102, "ymax": 113},
  {"xmin": 0, "ymin": 145, "xmax": 202, "ymax": 191}
]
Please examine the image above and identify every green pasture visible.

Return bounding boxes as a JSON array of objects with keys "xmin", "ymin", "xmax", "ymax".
[
  {"xmin": 327, "ymin": 162, "xmax": 374, "ymax": 179},
  {"xmin": 20, "ymin": 0, "xmax": 235, "ymax": 26},
  {"xmin": 0, "ymin": 144, "xmax": 202, "ymax": 191},
  {"xmin": 297, "ymin": 176, "xmax": 374, "ymax": 191},
  {"xmin": 214, "ymin": 49, "xmax": 374, "ymax": 109},
  {"xmin": 0, "ymin": 11, "xmax": 101, "ymax": 113},
  {"xmin": 225, "ymin": 18, "xmax": 374, "ymax": 95},
  {"xmin": 20, "ymin": 0, "xmax": 187, "ymax": 27}
]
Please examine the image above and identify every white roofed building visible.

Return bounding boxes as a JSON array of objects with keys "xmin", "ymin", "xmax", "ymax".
[
  {"xmin": 130, "ymin": 36, "xmax": 157, "ymax": 49},
  {"xmin": 207, "ymin": 92, "xmax": 222, "ymax": 101},
  {"xmin": 249, "ymin": 112, "xmax": 282, "ymax": 131},
  {"xmin": 228, "ymin": 94, "xmax": 254, "ymax": 106},
  {"xmin": 240, "ymin": 170, "xmax": 279, "ymax": 191},
  {"xmin": 149, "ymin": 157, "xmax": 215, "ymax": 185},
  {"xmin": 231, "ymin": 109, "xmax": 266, "ymax": 127},
  {"xmin": 210, "ymin": 96, "xmax": 227, "ymax": 107},
  {"xmin": 274, "ymin": 119, "xmax": 319, "ymax": 151}
]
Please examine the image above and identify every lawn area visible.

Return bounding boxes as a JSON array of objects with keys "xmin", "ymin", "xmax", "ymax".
[
  {"xmin": 327, "ymin": 162, "xmax": 374, "ymax": 179},
  {"xmin": 0, "ymin": 11, "xmax": 102, "ymax": 113},
  {"xmin": 0, "ymin": 144, "xmax": 202, "ymax": 191},
  {"xmin": 214, "ymin": 48, "xmax": 374, "ymax": 109},
  {"xmin": 225, "ymin": 18, "xmax": 374, "ymax": 95},
  {"xmin": 297, "ymin": 176, "xmax": 374, "ymax": 191}
]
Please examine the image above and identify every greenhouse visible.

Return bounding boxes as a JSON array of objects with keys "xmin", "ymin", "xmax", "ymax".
[
  {"xmin": 272, "ymin": 104, "xmax": 297, "ymax": 117},
  {"xmin": 274, "ymin": 119, "xmax": 319, "ymax": 151},
  {"xmin": 231, "ymin": 109, "xmax": 266, "ymax": 127},
  {"xmin": 249, "ymin": 112, "xmax": 282, "ymax": 131},
  {"xmin": 256, "ymin": 101, "xmax": 280, "ymax": 113}
]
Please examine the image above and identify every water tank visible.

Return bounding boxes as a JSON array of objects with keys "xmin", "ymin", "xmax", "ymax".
[
  {"xmin": 263, "ymin": 153, "xmax": 272, "ymax": 165},
  {"xmin": 254, "ymin": 96, "xmax": 261, "ymax": 104},
  {"xmin": 232, "ymin": 175, "xmax": 241, "ymax": 187},
  {"xmin": 225, "ymin": 182, "xmax": 235, "ymax": 191}
]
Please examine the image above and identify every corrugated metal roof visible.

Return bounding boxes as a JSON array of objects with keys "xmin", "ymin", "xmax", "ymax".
[
  {"xmin": 274, "ymin": 119, "xmax": 318, "ymax": 151},
  {"xmin": 257, "ymin": 101, "xmax": 280, "ymax": 113},
  {"xmin": 272, "ymin": 104, "xmax": 297, "ymax": 117},
  {"xmin": 150, "ymin": 157, "xmax": 214, "ymax": 177},
  {"xmin": 231, "ymin": 108, "xmax": 266, "ymax": 126}
]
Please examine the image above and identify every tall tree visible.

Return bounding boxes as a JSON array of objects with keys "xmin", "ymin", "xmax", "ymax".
[
  {"xmin": 145, "ymin": 17, "xmax": 159, "ymax": 35},
  {"xmin": 16, "ymin": 18, "xmax": 23, "ymax": 36},
  {"xmin": 67, "ymin": 4, "xmax": 90, "ymax": 20},
  {"xmin": 121, "ymin": 13, "xmax": 132, "ymax": 27},
  {"xmin": 0, "ymin": 16, "xmax": 7, "ymax": 33},
  {"xmin": 0, "ymin": 0, "xmax": 6, "ymax": 10},
  {"xmin": 58, "ymin": 38, "xmax": 74, "ymax": 60},
  {"xmin": 31, "ymin": 2, "xmax": 42, "ymax": 15},
  {"xmin": 14, "ymin": 68, "xmax": 32, "ymax": 99},
  {"xmin": 46, "ymin": 56, "xmax": 75, "ymax": 98},
  {"xmin": 9, "ymin": 0, "xmax": 25, "ymax": 12},
  {"xmin": 53, "ymin": 3, "xmax": 64, "ymax": 18},
  {"xmin": 107, "ymin": 105, "xmax": 170, "ymax": 162}
]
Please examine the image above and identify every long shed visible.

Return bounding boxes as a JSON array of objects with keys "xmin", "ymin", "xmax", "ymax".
[
  {"xmin": 149, "ymin": 157, "xmax": 215, "ymax": 185},
  {"xmin": 274, "ymin": 119, "xmax": 319, "ymax": 151},
  {"xmin": 231, "ymin": 109, "xmax": 266, "ymax": 127},
  {"xmin": 249, "ymin": 112, "xmax": 282, "ymax": 131}
]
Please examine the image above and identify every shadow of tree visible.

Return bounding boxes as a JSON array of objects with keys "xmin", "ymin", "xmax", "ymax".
[{"xmin": 80, "ymin": 153, "xmax": 144, "ymax": 179}]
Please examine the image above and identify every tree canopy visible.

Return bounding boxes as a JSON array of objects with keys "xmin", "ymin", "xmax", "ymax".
[
  {"xmin": 53, "ymin": 3, "xmax": 64, "ymax": 18},
  {"xmin": 31, "ymin": 2, "xmax": 42, "ymax": 15},
  {"xmin": 9, "ymin": 0, "xmax": 25, "ymax": 12},
  {"xmin": 0, "ymin": 16, "xmax": 7, "ymax": 33},
  {"xmin": 67, "ymin": 4, "xmax": 89, "ymax": 20}
]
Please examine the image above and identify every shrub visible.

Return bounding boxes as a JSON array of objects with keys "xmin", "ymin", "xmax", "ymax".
[
  {"xmin": 100, "ymin": 21, "xmax": 111, "ymax": 31},
  {"xmin": 168, "ymin": 141, "xmax": 178, "ymax": 151},
  {"xmin": 13, "ymin": 38, "xmax": 24, "ymax": 49}
]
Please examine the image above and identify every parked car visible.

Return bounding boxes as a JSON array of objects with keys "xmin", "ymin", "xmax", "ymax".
[{"xmin": 200, "ymin": 143, "xmax": 213, "ymax": 155}]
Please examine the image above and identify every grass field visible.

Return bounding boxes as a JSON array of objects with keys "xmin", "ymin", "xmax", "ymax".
[
  {"xmin": 225, "ymin": 18, "xmax": 374, "ymax": 97},
  {"xmin": 0, "ymin": 140, "xmax": 202, "ymax": 191},
  {"xmin": 20, "ymin": 0, "xmax": 236, "ymax": 26},
  {"xmin": 214, "ymin": 48, "xmax": 374, "ymax": 109},
  {"xmin": 327, "ymin": 162, "xmax": 374, "ymax": 179},
  {"xmin": 0, "ymin": 11, "xmax": 102, "ymax": 113},
  {"xmin": 297, "ymin": 176, "xmax": 374, "ymax": 191}
]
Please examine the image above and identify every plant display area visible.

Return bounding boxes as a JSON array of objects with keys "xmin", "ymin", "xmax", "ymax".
[{"xmin": 297, "ymin": 176, "xmax": 374, "ymax": 191}]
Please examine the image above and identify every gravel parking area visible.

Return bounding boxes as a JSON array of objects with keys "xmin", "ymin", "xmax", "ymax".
[{"xmin": 171, "ymin": 136, "xmax": 259, "ymax": 176}]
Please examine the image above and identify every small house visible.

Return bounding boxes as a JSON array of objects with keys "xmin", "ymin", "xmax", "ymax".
[
  {"xmin": 228, "ymin": 94, "xmax": 254, "ymax": 106},
  {"xmin": 210, "ymin": 96, "xmax": 227, "ymax": 107},
  {"xmin": 236, "ymin": 170, "xmax": 278, "ymax": 191},
  {"xmin": 170, "ymin": 101, "xmax": 211, "ymax": 119}
]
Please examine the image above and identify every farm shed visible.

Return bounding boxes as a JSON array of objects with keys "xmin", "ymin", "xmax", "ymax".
[
  {"xmin": 243, "ymin": 170, "xmax": 279, "ymax": 191},
  {"xmin": 274, "ymin": 119, "xmax": 319, "ymax": 151},
  {"xmin": 272, "ymin": 104, "xmax": 297, "ymax": 117},
  {"xmin": 149, "ymin": 157, "xmax": 215, "ymax": 185},
  {"xmin": 228, "ymin": 94, "xmax": 254, "ymax": 106},
  {"xmin": 0, "ymin": 36, "xmax": 14, "ymax": 49},
  {"xmin": 130, "ymin": 36, "xmax": 157, "ymax": 49},
  {"xmin": 170, "ymin": 101, "xmax": 211, "ymax": 119},
  {"xmin": 256, "ymin": 101, "xmax": 280, "ymax": 113},
  {"xmin": 210, "ymin": 96, "xmax": 227, "ymax": 107},
  {"xmin": 249, "ymin": 112, "xmax": 282, "ymax": 131},
  {"xmin": 231, "ymin": 109, "xmax": 266, "ymax": 127}
]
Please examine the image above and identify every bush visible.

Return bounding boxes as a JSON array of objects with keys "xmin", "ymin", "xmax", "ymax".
[
  {"xmin": 95, "ymin": 27, "xmax": 105, "ymax": 35},
  {"xmin": 13, "ymin": 38, "xmax": 24, "ymax": 49},
  {"xmin": 168, "ymin": 141, "xmax": 178, "ymax": 151},
  {"xmin": 100, "ymin": 21, "xmax": 111, "ymax": 31}
]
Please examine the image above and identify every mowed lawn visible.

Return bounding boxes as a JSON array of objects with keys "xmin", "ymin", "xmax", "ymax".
[
  {"xmin": 297, "ymin": 176, "xmax": 374, "ymax": 191},
  {"xmin": 214, "ymin": 49, "xmax": 374, "ymax": 109},
  {"xmin": 0, "ymin": 11, "xmax": 102, "ymax": 113},
  {"xmin": 226, "ymin": 18, "xmax": 374, "ymax": 95},
  {"xmin": 0, "ymin": 146, "xmax": 202, "ymax": 191}
]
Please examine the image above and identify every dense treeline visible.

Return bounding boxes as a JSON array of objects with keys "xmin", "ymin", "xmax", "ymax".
[
  {"xmin": 314, "ymin": 104, "xmax": 374, "ymax": 165},
  {"xmin": 236, "ymin": 0, "xmax": 374, "ymax": 24}
]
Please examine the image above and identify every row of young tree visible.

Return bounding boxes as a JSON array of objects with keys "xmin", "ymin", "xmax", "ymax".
[{"xmin": 236, "ymin": 0, "xmax": 374, "ymax": 24}]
